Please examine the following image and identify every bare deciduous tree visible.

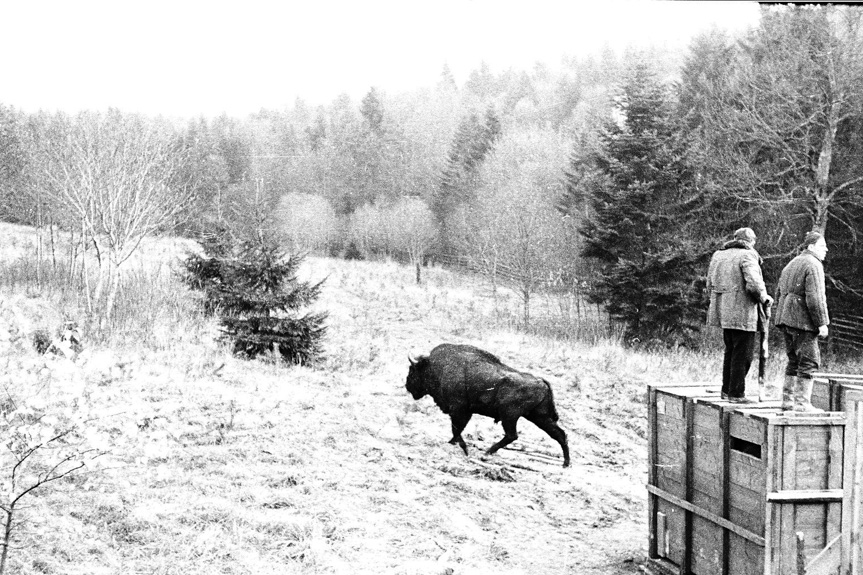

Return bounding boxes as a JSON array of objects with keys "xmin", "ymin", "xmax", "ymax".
[
  {"xmin": 694, "ymin": 6, "xmax": 863, "ymax": 239},
  {"xmin": 454, "ymin": 128, "xmax": 572, "ymax": 327},
  {"xmin": 1, "ymin": 392, "xmax": 107, "ymax": 575},
  {"xmin": 30, "ymin": 110, "xmax": 193, "ymax": 329},
  {"xmin": 277, "ymin": 192, "xmax": 339, "ymax": 254},
  {"xmin": 388, "ymin": 196, "xmax": 438, "ymax": 283}
]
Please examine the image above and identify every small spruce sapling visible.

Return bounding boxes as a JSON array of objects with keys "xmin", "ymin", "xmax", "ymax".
[{"xmin": 182, "ymin": 224, "xmax": 327, "ymax": 364}]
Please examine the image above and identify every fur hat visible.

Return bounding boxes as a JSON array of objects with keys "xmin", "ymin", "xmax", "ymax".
[{"xmin": 733, "ymin": 227, "xmax": 757, "ymax": 243}]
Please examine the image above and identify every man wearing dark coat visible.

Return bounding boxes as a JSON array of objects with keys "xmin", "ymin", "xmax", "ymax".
[
  {"xmin": 774, "ymin": 230, "xmax": 830, "ymax": 412},
  {"xmin": 706, "ymin": 227, "xmax": 774, "ymax": 403}
]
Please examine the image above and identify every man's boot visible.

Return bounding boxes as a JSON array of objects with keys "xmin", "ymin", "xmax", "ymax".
[
  {"xmin": 793, "ymin": 377, "xmax": 824, "ymax": 413},
  {"xmin": 781, "ymin": 375, "xmax": 795, "ymax": 411},
  {"xmin": 759, "ymin": 379, "xmax": 779, "ymax": 402}
]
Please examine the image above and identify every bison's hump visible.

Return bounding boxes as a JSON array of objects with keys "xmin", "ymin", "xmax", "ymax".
[{"xmin": 430, "ymin": 343, "xmax": 504, "ymax": 366}]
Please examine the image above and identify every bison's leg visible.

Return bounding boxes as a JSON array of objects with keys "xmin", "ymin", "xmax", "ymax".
[
  {"xmin": 449, "ymin": 411, "xmax": 472, "ymax": 455},
  {"xmin": 485, "ymin": 417, "xmax": 519, "ymax": 456},
  {"xmin": 527, "ymin": 415, "xmax": 571, "ymax": 467}
]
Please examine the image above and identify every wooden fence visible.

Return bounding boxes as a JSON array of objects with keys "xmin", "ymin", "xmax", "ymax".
[
  {"xmin": 828, "ymin": 314, "xmax": 863, "ymax": 352},
  {"xmin": 433, "ymin": 252, "xmax": 583, "ymax": 292}
]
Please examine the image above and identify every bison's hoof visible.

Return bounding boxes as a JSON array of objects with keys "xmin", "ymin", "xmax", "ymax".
[{"xmin": 563, "ymin": 460, "xmax": 571, "ymax": 468}]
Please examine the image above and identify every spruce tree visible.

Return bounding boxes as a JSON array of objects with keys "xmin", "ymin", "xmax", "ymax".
[
  {"xmin": 183, "ymin": 207, "xmax": 326, "ymax": 364},
  {"xmin": 217, "ymin": 237, "xmax": 325, "ymax": 363},
  {"xmin": 562, "ymin": 60, "xmax": 706, "ymax": 344},
  {"xmin": 433, "ymin": 106, "xmax": 501, "ymax": 253}
]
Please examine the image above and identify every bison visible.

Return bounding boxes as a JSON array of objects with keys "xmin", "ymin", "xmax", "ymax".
[{"xmin": 406, "ymin": 343, "xmax": 570, "ymax": 467}]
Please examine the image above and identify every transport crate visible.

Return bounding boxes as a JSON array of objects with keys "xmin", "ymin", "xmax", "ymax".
[
  {"xmin": 647, "ymin": 383, "xmax": 854, "ymax": 575},
  {"xmin": 811, "ymin": 374, "xmax": 863, "ymax": 575},
  {"xmin": 811, "ymin": 373, "xmax": 863, "ymax": 412}
]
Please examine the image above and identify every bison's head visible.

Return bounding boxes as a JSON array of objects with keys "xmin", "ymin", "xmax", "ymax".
[{"xmin": 406, "ymin": 353, "xmax": 430, "ymax": 400}]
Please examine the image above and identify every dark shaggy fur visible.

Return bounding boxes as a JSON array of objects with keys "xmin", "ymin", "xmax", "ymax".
[{"xmin": 406, "ymin": 343, "xmax": 570, "ymax": 467}]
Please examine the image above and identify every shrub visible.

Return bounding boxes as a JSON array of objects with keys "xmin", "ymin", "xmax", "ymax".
[
  {"xmin": 31, "ymin": 328, "xmax": 52, "ymax": 354},
  {"xmin": 276, "ymin": 193, "xmax": 340, "ymax": 255},
  {"xmin": 344, "ymin": 241, "xmax": 363, "ymax": 261}
]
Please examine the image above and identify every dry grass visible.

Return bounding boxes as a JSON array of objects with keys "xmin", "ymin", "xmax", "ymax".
[{"xmin": 1, "ymin": 223, "xmax": 861, "ymax": 575}]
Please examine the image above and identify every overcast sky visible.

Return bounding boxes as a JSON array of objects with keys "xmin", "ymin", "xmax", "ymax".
[{"xmin": 1, "ymin": 0, "xmax": 761, "ymax": 119}]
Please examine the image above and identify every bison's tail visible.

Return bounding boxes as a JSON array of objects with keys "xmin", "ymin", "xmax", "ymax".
[{"xmin": 542, "ymin": 378, "xmax": 560, "ymax": 421}]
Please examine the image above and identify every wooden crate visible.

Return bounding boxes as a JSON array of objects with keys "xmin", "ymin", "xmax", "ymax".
[
  {"xmin": 647, "ymin": 384, "xmax": 852, "ymax": 575},
  {"xmin": 650, "ymin": 385, "xmax": 722, "ymax": 569},
  {"xmin": 811, "ymin": 374, "xmax": 863, "ymax": 412},
  {"xmin": 810, "ymin": 374, "xmax": 863, "ymax": 575}
]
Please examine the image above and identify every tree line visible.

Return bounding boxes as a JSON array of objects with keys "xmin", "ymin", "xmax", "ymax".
[{"xmin": 1, "ymin": 5, "xmax": 861, "ymax": 345}]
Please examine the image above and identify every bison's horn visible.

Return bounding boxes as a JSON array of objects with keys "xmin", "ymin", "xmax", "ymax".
[{"xmin": 408, "ymin": 352, "xmax": 427, "ymax": 365}]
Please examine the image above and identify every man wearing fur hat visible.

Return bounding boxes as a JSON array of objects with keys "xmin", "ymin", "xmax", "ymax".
[
  {"xmin": 774, "ymin": 230, "xmax": 830, "ymax": 412},
  {"xmin": 706, "ymin": 227, "xmax": 773, "ymax": 403}
]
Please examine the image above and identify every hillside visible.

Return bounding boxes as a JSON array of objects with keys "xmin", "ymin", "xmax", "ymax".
[{"xmin": 0, "ymin": 227, "xmax": 728, "ymax": 575}]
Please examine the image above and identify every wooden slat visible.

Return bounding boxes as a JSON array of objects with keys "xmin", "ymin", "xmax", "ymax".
[
  {"xmin": 828, "ymin": 424, "xmax": 844, "ymax": 491},
  {"xmin": 657, "ymin": 474, "xmax": 684, "ymax": 496},
  {"xmin": 765, "ymin": 489, "xmax": 843, "ymax": 503},
  {"xmin": 782, "ymin": 424, "xmax": 798, "ymax": 491},
  {"xmin": 794, "ymin": 505, "xmax": 828, "ymax": 532},
  {"xmin": 646, "ymin": 484, "xmax": 766, "ymax": 547},
  {"xmin": 692, "ymin": 491, "xmax": 723, "ymax": 516},
  {"xmin": 779, "ymin": 500, "xmax": 796, "ymax": 574},
  {"xmin": 730, "ymin": 415, "xmax": 765, "ymax": 446},
  {"xmin": 728, "ymin": 486, "xmax": 765, "ymax": 534},
  {"xmin": 728, "ymin": 507, "xmax": 765, "ymax": 536},
  {"xmin": 841, "ymin": 390, "xmax": 863, "ymax": 574},
  {"xmin": 775, "ymin": 423, "xmax": 804, "ymax": 573},
  {"xmin": 768, "ymin": 416, "xmax": 846, "ymax": 426},
  {"xmin": 830, "ymin": 318, "xmax": 861, "ymax": 328},
  {"xmin": 657, "ymin": 394, "xmax": 685, "ymax": 419},
  {"xmin": 811, "ymin": 372, "xmax": 863, "ymax": 380},
  {"xmin": 721, "ymin": 405, "xmax": 731, "ymax": 575},
  {"xmin": 693, "ymin": 448, "xmax": 722, "ymax": 470},
  {"xmin": 826, "ymin": 501, "xmax": 842, "ymax": 550},
  {"xmin": 832, "ymin": 339, "xmax": 863, "ymax": 350},
  {"xmin": 792, "ymin": 429, "xmax": 830, "ymax": 450},
  {"xmin": 650, "ymin": 382, "xmax": 722, "ymax": 390},
  {"xmin": 683, "ymin": 398, "xmax": 695, "ymax": 575},
  {"xmin": 692, "ymin": 515, "xmax": 723, "ymax": 575},
  {"xmin": 694, "ymin": 403, "xmax": 723, "ymax": 429},
  {"xmin": 765, "ymin": 423, "xmax": 778, "ymax": 575},
  {"xmin": 729, "ymin": 456, "xmax": 766, "ymax": 492},
  {"xmin": 693, "ymin": 467, "xmax": 722, "ymax": 489},
  {"xmin": 649, "ymin": 386, "xmax": 659, "ymax": 560},
  {"xmin": 727, "ymin": 533, "xmax": 764, "ymax": 575}
]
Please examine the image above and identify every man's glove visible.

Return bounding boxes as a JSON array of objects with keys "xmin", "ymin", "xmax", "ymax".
[{"xmin": 818, "ymin": 325, "xmax": 829, "ymax": 338}]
